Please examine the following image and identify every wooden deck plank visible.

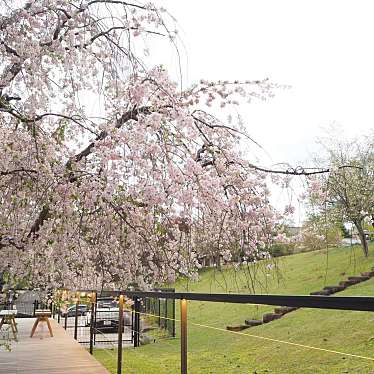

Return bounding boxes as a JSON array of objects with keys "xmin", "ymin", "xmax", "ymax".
[{"xmin": 0, "ymin": 318, "xmax": 110, "ymax": 374}]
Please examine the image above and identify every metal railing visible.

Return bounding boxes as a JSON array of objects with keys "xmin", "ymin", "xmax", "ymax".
[
  {"xmin": 52, "ymin": 290, "xmax": 176, "ymax": 349},
  {"xmin": 52, "ymin": 290, "xmax": 374, "ymax": 374},
  {"xmin": 117, "ymin": 292, "xmax": 374, "ymax": 374}
]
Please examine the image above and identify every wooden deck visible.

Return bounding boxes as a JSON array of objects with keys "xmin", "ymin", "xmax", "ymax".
[{"xmin": 0, "ymin": 318, "xmax": 110, "ymax": 374}]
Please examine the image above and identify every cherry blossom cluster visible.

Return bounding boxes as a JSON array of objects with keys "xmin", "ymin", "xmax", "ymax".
[{"xmin": 0, "ymin": 0, "xmax": 282, "ymax": 290}]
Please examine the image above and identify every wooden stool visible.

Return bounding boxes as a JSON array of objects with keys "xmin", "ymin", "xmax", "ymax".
[
  {"xmin": 30, "ymin": 309, "xmax": 53, "ymax": 337},
  {"xmin": 0, "ymin": 310, "xmax": 18, "ymax": 340}
]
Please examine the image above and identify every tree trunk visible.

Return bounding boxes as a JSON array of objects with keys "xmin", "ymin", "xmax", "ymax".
[
  {"xmin": 354, "ymin": 220, "xmax": 369, "ymax": 257},
  {"xmin": 215, "ymin": 253, "xmax": 221, "ymax": 270}
]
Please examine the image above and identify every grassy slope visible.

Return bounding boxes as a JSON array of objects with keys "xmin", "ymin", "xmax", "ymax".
[{"xmin": 95, "ymin": 244, "xmax": 374, "ymax": 373}]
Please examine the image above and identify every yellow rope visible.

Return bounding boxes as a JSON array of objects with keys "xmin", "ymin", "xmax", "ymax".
[
  {"xmin": 137, "ymin": 310, "xmax": 180, "ymax": 322},
  {"xmin": 135, "ymin": 310, "xmax": 374, "ymax": 362},
  {"xmin": 191, "ymin": 322, "xmax": 374, "ymax": 362}
]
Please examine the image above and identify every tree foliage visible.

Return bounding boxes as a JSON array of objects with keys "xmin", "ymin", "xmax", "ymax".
[
  {"xmin": 0, "ymin": 1, "xmax": 280, "ymax": 290},
  {"xmin": 308, "ymin": 134, "xmax": 374, "ymax": 256}
]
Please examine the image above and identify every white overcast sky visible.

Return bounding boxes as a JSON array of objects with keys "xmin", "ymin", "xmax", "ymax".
[
  {"xmin": 145, "ymin": 1, "xmax": 374, "ymax": 223},
  {"xmin": 150, "ymin": 0, "xmax": 374, "ymax": 167}
]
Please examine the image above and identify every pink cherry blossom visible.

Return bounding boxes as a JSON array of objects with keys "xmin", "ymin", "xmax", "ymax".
[{"xmin": 0, "ymin": 1, "xmax": 282, "ymax": 290}]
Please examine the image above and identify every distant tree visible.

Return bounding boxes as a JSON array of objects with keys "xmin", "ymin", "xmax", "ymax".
[
  {"xmin": 338, "ymin": 222, "xmax": 351, "ymax": 239},
  {"xmin": 308, "ymin": 135, "xmax": 374, "ymax": 256},
  {"xmin": 303, "ymin": 213, "xmax": 343, "ymax": 248}
]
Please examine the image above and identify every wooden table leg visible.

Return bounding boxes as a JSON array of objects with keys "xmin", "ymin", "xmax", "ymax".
[
  {"xmin": 9, "ymin": 317, "xmax": 17, "ymax": 340},
  {"xmin": 46, "ymin": 318, "xmax": 54, "ymax": 337},
  {"xmin": 13, "ymin": 317, "xmax": 18, "ymax": 333},
  {"xmin": 30, "ymin": 317, "xmax": 40, "ymax": 338}
]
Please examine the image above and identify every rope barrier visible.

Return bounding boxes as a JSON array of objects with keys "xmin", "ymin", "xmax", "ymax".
[
  {"xmin": 191, "ymin": 322, "xmax": 374, "ymax": 362},
  {"xmin": 135, "ymin": 310, "xmax": 374, "ymax": 362},
  {"xmin": 60, "ymin": 303, "xmax": 374, "ymax": 363},
  {"xmin": 137, "ymin": 310, "xmax": 180, "ymax": 323}
]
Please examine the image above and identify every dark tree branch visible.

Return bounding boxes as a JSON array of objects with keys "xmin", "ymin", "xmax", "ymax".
[
  {"xmin": 0, "ymin": 61, "xmax": 23, "ymax": 91},
  {"xmin": 0, "ymin": 168, "xmax": 37, "ymax": 177},
  {"xmin": 87, "ymin": 0, "xmax": 148, "ymax": 10},
  {"xmin": 27, "ymin": 205, "xmax": 50, "ymax": 238},
  {"xmin": 27, "ymin": 106, "xmax": 150, "ymax": 239},
  {"xmin": 0, "ymin": 236, "xmax": 24, "ymax": 250},
  {"xmin": 246, "ymin": 164, "xmax": 363, "ymax": 176},
  {"xmin": 70, "ymin": 106, "xmax": 149, "ymax": 165}
]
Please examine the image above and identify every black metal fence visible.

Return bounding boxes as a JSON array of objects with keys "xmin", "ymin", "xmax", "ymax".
[
  {"xmin": 50, "ymin": 289, "xmax": 176, "ymax": 349},
  {"xmin": 142, "ymin": 288, "xmax": 176, "ymax": 337},
  {"xmin": 11, "ymin": 289, "xmax": 374, "ymax": 373},
  {"xmin": 3, "ymin": 289, "xmax": 374, "ymax": 374},
  {"xmin": 53, "ymin": 289, "xmax": 374, "ymax": 374},
  {"xmin": 115, "ymin": 291, "xmax": 374, "ymax": 374}
]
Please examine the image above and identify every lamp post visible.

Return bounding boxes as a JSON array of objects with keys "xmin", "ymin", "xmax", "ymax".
[
  {"xmin": 180, "ymin": 299, "xmax": 187, "ymax": 374},
  {"xmin": 73, "ymin": 292, "xmax": 80, "ymax": 341}
]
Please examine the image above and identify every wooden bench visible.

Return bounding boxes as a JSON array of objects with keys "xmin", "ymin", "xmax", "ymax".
[
  {"xmin": 30, "ymin": 309, "xmax": 53, "ymax": 337},
  {"xmin": 0, "ymin": 309, "xmax": 18, "ymax": 340}
]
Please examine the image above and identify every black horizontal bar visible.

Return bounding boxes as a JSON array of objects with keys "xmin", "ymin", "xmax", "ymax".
[
  {"xmin": 119, "ymin": 291, "xmax": 374, "ymax": 312},
  {"xmin": 63, "ymin": 289, "xmax": 374, "ymax": 312}
]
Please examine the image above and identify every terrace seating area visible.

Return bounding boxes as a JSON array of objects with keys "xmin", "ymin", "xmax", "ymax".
[{"xmin": 0, "ymin": 318, "xmax": 109, "ymax": 374}]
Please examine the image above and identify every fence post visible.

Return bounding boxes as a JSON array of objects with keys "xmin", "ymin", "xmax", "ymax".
[
  {"xmin": 158, "ymin": 299, "xmax": 161, "ymax": 326},
  {"xmin": 180, "ymin": 298, "xmax": 187, "ymax": 374},
  {"xmin": 94, "ymin": 298, "xmax": 97, "ymax": 345},
  {"xmin": 131, "ymin": 306, "xmax": 134, "ymax": 344},
  {"xmin": 117, "ymin": 295, "xmax": 124, "ymax": 374},
  {"xmin": 134, "ymin": 297, "xmax": 140, "ymax": 348},
  {"xmin": 74, "ymin": 298, "xmax": 79, "ymax": 340},
  {"xmin": 89, "ymin": 292, "xmax": 96, "ymax": 355},
  {"xmin": 172, "ymin": 297, "xmax": 176, "ymax": 337}
]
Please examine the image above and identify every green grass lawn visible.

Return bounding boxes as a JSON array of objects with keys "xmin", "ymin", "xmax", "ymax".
[{"xmin": 95, "ymin": 243, "xmax": 374, "ymax": 373}]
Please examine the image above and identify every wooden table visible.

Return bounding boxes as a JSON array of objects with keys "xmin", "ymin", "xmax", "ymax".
[
  {"xmin": 0, "ymin": 309, "xmax": 18, "ymax": 340},
  {"xmin": 30, "ymin": 309, "xmax": 53, "ymax": 338},
  {"xmin": 0, "ymin": 318, "xmax": 111, "ymax": 374}
]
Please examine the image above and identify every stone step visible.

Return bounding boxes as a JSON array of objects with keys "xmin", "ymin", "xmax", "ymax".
[
  {"xmin": 323, "ymin": 285, "xmax": 346, "ymax": 293},
  {"xmin": 339, "ymin": 280, "xmax": 358, "ymax": 287},
  {"xmin": 274, "ymin": 306, "xmax": 298, "ymax": 315},
  {"xmin": 226, "ymin": 324, "xmax": 251, "ymax": 332},
  {"xmin": 263, "ymin": 313, "xmax": 282, "ymax": 323},
  {"xmin": 310, "ymin": 290, "xmax": 332, "ymax": 296},
  {"xmin": 347, "ymin": 276, "xmax": 370, "ymax": 283},
  {"xmin": 244, "ymin": 319, "xmax": 263, "ymax": 327},
  {"xmin": 361, "ymin": 271, "xmax": 374, "ymax": 277}
]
